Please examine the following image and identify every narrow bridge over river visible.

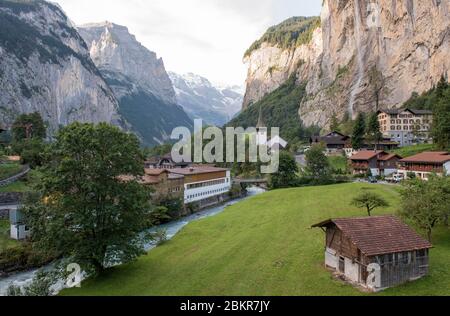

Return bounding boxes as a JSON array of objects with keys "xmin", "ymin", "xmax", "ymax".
[{"xmin": 233, "ymin": 178, "xmax": 268, "ymax": 189}]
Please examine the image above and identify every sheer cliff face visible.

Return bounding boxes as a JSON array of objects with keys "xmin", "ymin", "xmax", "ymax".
[
  {"xmin": 79, "ymin": 23, "xmax": 192, "ymax": 146},
  {"xmin": 78, "ymin": 22, "xmax": 176, "ymax": 104},
  {"xmin": 0, "ymin": 1, "xmax": 121, "ymax": 132},
  {"xmin": 243, "ymin": 0, "xmax": 450, "ymax": 128}
]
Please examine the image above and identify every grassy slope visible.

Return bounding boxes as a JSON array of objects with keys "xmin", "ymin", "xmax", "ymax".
[
  {"xmin": 0, "ymin": 220, "xmax": 18, "ymax": 251},
  {"xmin": 328, "ymin": 156, "xmax": 349, "ymax": 173},
  {"xmin": 0, "ymin": 162, "xmax": 22, "ymax": 181},
  {"xmin": 63, "ymin": 183, "xmax": 449, "ymax": 296},
  {"xmin": 392, "ymin": 144, "xmax": 436, "ymax": 158}
]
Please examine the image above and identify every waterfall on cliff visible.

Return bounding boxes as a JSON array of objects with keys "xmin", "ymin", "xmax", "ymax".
[{"xmin": 348, "ymin": 0, "xmax": 366, "ymax": 118}]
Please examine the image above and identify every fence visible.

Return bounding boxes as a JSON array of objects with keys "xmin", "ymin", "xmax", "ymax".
[{"xmin": 0, "ymin": 165, "xmax": 30, "ymax": 187}]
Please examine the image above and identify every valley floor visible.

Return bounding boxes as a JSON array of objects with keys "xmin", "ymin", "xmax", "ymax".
[{"xmin": 62, "ymin": 183, "xmax": 450, "ymax": 296}]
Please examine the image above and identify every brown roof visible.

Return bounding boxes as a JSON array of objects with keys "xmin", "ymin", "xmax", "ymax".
[
  {"xmin": 378, "ymin": 153, "xmax": 402, "ymax": 161},
  {"xmin": 169, "ymin": 166, "xmax": 229, "ymax": 176},
  {"xmin": 140, "ymin": 175, "xmax": 161, "ymax": 185},
  {"xmin": 311, "ymin": 132, "xmax": 350, "ymax": 146},
  {"xmin": 312, "ymin": 216, "xmax": 432, "ymax": 257},
  {"xmin": 350, "ymin": 150, "xmax": 385, "ymax": 161},
  {"xmin": 400, "ymin": 152, "xmax": 450, "ymax": 164},
  {"xmin": 144, "ymin": 168, "xmax": 169, "ymax": 176}
]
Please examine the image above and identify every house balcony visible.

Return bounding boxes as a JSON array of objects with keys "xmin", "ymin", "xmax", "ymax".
[{"xmin": 399, "ymin": 165, "xmax": 443, "ymax": 173}]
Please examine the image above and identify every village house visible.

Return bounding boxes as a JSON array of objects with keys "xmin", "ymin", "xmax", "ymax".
[
  {"xmin": 378, "ymin": 108, "xmax": 433, "ymax": 147},
  {"xmin": 9, "ymin": 208, "xmax": 30, "ymax": 240},
  {"xmin": 169, "ymin": 166, "xmax": 232, "ymax": 208},
  {"xmin": 312, "ymin": 216, "xmax": 432, "ymax": 292},
  {"xmin": 141, "ymin": 169, "xmax": 185, "ymax": 200},
  {"xmin": 310, "ymin": 131, "xmax": 350, "ymax": 154},
  {"xmin": 398, "ymin": 151, "xmax": 450, "ymax": 180},
  {"xmin": 145, "ymin": 153, "xmax": 190, "ymax": 170},
  {"xmin": 310, "ymin": 132, "xmax": 399, "ymax": 157},
  {"xmin": 349, "ymin": 150, "xmax": 402, "ymax": 177}
]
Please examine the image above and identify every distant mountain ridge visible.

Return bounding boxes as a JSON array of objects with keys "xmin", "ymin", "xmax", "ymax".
[
  {"xmin": 169, "ymin": 72, "xmax": 243, "ymax": 126},
  {"xmin": 0, "ymin": 0, "xmax": 122, "ymax": 133},
  {"xmin": 79, "ymin": 22, "xmax": 193, "ymax": 146}
]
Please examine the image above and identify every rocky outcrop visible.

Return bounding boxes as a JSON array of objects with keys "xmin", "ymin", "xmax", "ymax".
[
  {"xmin": 242, "ymin": 0, "xmax": 450, "ymax": 128},
  {"xmin": 78, "ymin": 22, "xmax": 176, "ymax": 104},
  {"xmin": 0, "ymin": 0, "xmax": 122, "ymax": 133},
  {"xmin": 169, "ymin": 72, "xmax": 243, "ymax": 126},
  {"xmin": 79, "ymin": 23, "xmax": 193, "ymax": 146}
]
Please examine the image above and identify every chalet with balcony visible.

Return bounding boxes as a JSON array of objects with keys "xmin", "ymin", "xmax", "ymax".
[
  {"xmin": 312, "ymin": 216, "xmax": 432, "ymax": 292},
  {"xmin": 398, "ymin": 152, "xmax": 450, "ymax": 180},
  {"xmin": 350, "ymin": 151, "xmax": 402, "ymax": 177}
]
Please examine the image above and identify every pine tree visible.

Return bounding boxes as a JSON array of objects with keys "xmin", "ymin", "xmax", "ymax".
[
  {"xmin": 352, "ymin": 113, "xmax": 366, "ymax": 150},
  {"xmin": 330, "ymin": 114, "xmax": 340, "ymax": 132},
  {"xmin": 432, "ymin": 77, "xmax": 450, "ymax": 150},
  {"xmin": 366, "ymin": 112, "xmax": 382, "ymax": 149}
]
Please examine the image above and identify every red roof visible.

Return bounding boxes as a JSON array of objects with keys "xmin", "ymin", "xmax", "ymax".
[
  {"xmin": 400, "ymin": 152, "xmax": 450, "ymax": 164},
  {"xmin": 350, "ymin": 150, "xmax": 385, "ymax": 161},
  {"xmin": 312, "ymin": 216, "xmax": 432, "ymax": 257},
  {"xmin": 378, "ymin": 153, "xmax": 402, "ymax": 161},
  {"xmin": 144, "ymin": 168, "xmax": 169, "ymax": 176}
]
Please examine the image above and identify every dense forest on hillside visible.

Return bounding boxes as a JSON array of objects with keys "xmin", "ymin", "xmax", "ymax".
[
  {"xmin": 402, "ymin": 78, "xmax": 450, "ymax": 111},
  {"xmin": 227, "ymin": 75, "xmax": 320, "ymax": 145},
  {"xmin": 244, "ymin": 16, "xmax": 320, "ymax": 57}
]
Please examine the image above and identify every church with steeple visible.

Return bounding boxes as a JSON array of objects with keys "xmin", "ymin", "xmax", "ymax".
[{"xmin": 256, "ymin": 105, "xmax": 268, "ymax": 146}]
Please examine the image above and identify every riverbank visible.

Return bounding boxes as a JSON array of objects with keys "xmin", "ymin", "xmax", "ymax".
[
  {"xmin": 62, "ymin": 183, "xmax": 449, "ymax": 296},
  {"xmin": 0, "ymin": 187, "xmax": 266, "ymax": 295}
]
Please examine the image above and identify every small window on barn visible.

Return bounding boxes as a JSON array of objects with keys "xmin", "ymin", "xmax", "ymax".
[
  {"xmin": 417, "ymin": 249, "xmax": 427, "ymax": 258},
  {"xmin": 393, "ymin": 253, "xmax": 399, "ymax": 265},
  {"xmin": 401, "ymin": 252, "xmax": 410, "ymax": 265}
]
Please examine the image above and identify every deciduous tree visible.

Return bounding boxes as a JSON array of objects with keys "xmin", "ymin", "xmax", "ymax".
[
  {"xmin": 23, "ymin": 123, "xmax": 152, "ymax": 275},
  {"xmin": 305, "ymin": 144, "xmax": 331, "ymax": 184},
  {"xmin": 269, "ymin": 151, "xmax": 299, "ymax": 189},
  {"xmin": 351, "ymin": 190, "xmax": 390, "ymax": 216},
  {"xmin": 399, "ymin": 176, "xmax": 450, "ymax": 242}
]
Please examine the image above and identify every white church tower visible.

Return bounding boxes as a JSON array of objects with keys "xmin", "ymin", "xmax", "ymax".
[{"xmin": 256, "ymin": 105, "xmax": 268, "ymax": 146}]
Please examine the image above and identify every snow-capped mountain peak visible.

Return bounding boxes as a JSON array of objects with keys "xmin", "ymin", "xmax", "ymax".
[{"xmin": 169, "ymin": 72, "xmax": 243, "ymax": 126}]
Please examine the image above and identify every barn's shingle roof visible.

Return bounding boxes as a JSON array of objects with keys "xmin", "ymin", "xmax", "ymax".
[{"xmin": 312, "ymin": 216, "xmax": 432, "ymax": 256}]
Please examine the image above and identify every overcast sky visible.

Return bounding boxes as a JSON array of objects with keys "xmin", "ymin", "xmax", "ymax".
[{"xmin": 54, "ymin": 0, "xmax": 322, "ymax": 86}]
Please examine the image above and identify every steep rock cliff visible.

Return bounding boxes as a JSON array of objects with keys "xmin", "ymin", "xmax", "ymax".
[
  {"xmin": 79, "ymin": 23, "xmax": 192, "ymax": 146},
  {"xmin": 78, "ymin": 22, "xmax": 176, "ymax": 104},
  {"xmin": 242, "ymin": 0, "xmax": 450, "ymax": 128},
  {"xmin": 0, "ymin": 0, "xmax": 121, "ymax": 133}
]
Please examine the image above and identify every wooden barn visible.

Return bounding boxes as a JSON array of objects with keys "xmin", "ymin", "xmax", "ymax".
[{"xmin": 312, "ymin": 216, "xmax": 432, "ymax": 292}]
